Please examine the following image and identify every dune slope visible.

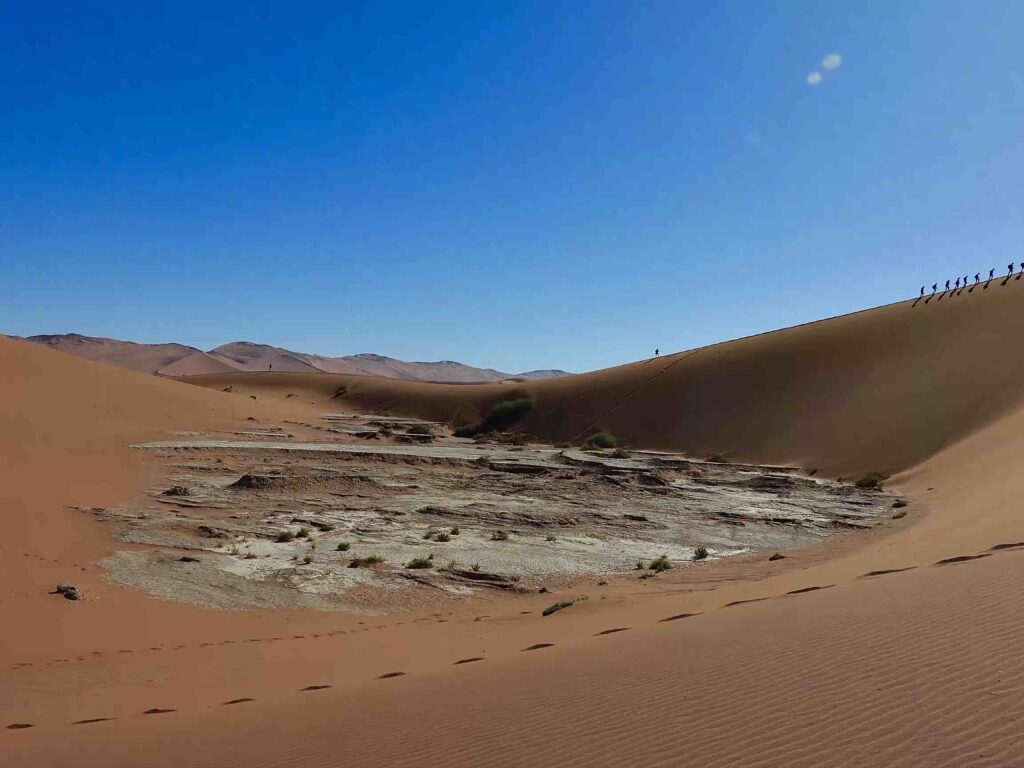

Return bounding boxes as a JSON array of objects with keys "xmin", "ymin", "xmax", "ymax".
[{"xmin": 186, "ymin": 282, "xmax": 1024, "ymax": 475}]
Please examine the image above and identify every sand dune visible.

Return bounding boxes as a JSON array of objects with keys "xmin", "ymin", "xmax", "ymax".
[
  {"xmin": 6, "ymin": 281, "xmax": 1024, "ymax": 767},
  {"xmin": 186, "ymin": 283, "xmax": 1024, "ymax": 475}
]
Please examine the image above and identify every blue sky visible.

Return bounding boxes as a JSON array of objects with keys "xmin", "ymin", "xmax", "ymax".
[{"xmin": 3, "ymin": 2, "xmax": 1023, "ymax": 373}]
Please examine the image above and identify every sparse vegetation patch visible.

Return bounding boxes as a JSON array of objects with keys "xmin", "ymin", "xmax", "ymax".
[
  {"xmin": 692, "ymin": 546, "xmax": 709, "ymax": 561},
  {"xmin": 454, "ymin": 394, "xmax": 534, "ymax": 437},
  {"xmin": 348, "ymin": 555, "xmax": 385, "ymax": 568},
  {"xmin": 584, "ymin": 431, "xmax": 618, "ymax": 449},
  {"xmin": 649, "ymin": 554, "xmax": 672, "ymax": 572},
  {"xmin": 854, "ymin": 472, "xmax": 890, "ymax": 490}
]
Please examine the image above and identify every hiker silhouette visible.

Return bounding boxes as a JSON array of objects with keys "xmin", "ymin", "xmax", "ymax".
[
  {"xmin": 654, "ymin": 348, "xmax": 660, "ymax": 357},
  {"xmin": 945, "ymin": 280, "xmax": 951, "ymax": 291}
]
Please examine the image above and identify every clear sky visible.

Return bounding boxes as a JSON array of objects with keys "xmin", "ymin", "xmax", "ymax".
[{"xmin": 3, "ymin": 2, "xmax": 1023, "ymax": 374}]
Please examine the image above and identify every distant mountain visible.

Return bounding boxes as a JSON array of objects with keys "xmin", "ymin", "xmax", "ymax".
[{"xmin": 22, "ymin": 334, "xmax": 570, "ymax": 383}]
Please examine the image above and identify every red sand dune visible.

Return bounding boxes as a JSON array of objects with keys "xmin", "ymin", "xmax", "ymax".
[{"xmin": 5, "ymin": 282, "xmax": 1024, "ymax": 767}]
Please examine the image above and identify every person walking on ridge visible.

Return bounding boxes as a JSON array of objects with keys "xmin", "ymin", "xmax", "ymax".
[
  {"xmin": 955, "ymin": 277, "xmax": 961, "ymax": 289},
  {"xmin": 932, "ymin": 283, "xmax": 938, "ymax": 294},
  {"xmin": 975, "ymin": 273, "xmax": 980, "ymax": 285},
  {"xmin": 990, "ymin": 268, "xmax": 996, "ymax": 280},
  {"xmin": 945, "ymin": 279, "xmax": 951, "ymax": 291}
]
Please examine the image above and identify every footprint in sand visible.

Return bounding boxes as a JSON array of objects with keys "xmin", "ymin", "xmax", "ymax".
[
  {"xmin": 861, "ymin": 567, "xmax": 916, "ymax": 578},
  {"xmin": 378, "ymin": 672, "xmax": 407, "ymax": 679},
  {"xmin": 73, "ymin": 717, "xmax": 115, "ymax": 725},
  {"xmin": 300, "ymin": 685, "xmax": 332, "ymax": 691},
  {"xmin": 6, "ymin": 723, "xmax": 35, "ymax": 729},
  {"xmin": 724, "ymin": 597, "xmax": 772, "ymax": 607},
  {"xmin": 143, "ymin": 708, "xmax": 176, "ymax": 715},
  {"xmin": 223, "ymin": 698, "xmax": 255, "ymax": 705},
  {"xmin": 596, "ymin": 627, "xmax": 630, "ymax": 636},
  {"xmin": 522, "ymin": 643, "xmax": 555, "ymax": 651},
  {"xmin": 786, "ymin": 585, "xmax": 834, "ymax": 595},
  {"xmin": 989, "ymin": 542, "xmax": 1024, "ymax": 551},
  {"xmin": 453, "ymin": 657, "xmax": 484, "ymax": 665},
  {"xmin": 935, "ymin": 554, "xmax": 991, "ymax": 565}
]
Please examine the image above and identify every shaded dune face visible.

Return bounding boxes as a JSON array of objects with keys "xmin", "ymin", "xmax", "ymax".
[{"xmin": 184, "ymin": 284, "xmax": 1024, "ymax": 476}]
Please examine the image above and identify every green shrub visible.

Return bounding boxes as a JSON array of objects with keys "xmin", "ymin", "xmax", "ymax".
[
  {"xmin": 635, "ymin": 559, "xmax": 645, "ymax": 570},
  {"xmin": 584, "ymin": 431, "xmax": 618, "ymax": 449},
  {"xmin": 649, "ymin": 554, "xmax": 672, "ymax": 572},
  {"xmin": 435, "ymin": 532, "xmax": 451, "ymax": 543},
  {"xmin": 296, "ymin": 526, "xmax": 311, "ymax": 539},
  {"xmin": 491, "ymin": 531, "xmax": 509, "ymax": 541},
  {"xmin": 348, "ymin": 555, "xmax": 385, "ymax": 568},
  {"xmin": 302, "ymin": 554, "xmax": 314, "ymax": 565},
  {"xmin": 611, "ymin": 447, "xmax": 631, "ymax": 459},
  {"xmin": 336, "ymin": 542, "xmax": 351, "ymax": 552},
  {"xmin": 406, "ymin": 555, "xmax": 435, "ymax": 569},
  {"xmin": 854, "ymin": 472, "xmax": 889, "ymax": 490},
  {"xmin": 456, "ymin": 395, "xmax": 534, "ymax": 437},
  {"xmin": 542, "ymin": 599, "xmax": 575, "ymax": 617},
  {"xmin": 768, "ymin": 552, "xmax": 785, "ymax": 561},
  {"xmin": 692, "ymin": 546, "xmax": 709, "ymax": 561},
  {"xmin": 545, "ymin": 533, "xmax": 557, "ymax": 542},
  {"xmin": 275, "ymin": 530, "xmax": 295, "ymax": 543},
  {"xmin": 471, "ymin": 562, "xmax": 481, "ymax": 572},
  {"xmin": 450, "ymin": 527, "xmax": 460, "ymax": 536},
  {"xmin": 407, "ymin": 424, "xmax": 433, "ymax": 436},
  {"xmin": 892, "ymin": 499, "xmax": 908, "ymax": 509}
]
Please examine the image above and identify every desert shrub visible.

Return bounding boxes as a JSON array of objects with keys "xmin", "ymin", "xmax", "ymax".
[
  {"xmin": 423, "ymin": 529, "xmax": 436, "ymax": 540},
  {"xmin": 649, "ymin": 554, "xmax": 672, "ymax": 572},
  {"xmin": 407, "ymin": 424, "xmax": 434, "ymax": 436},
  {"xmin": 296, "ymin": 526, "xmax": 311, "ymax": 539},
  {"xmin": 611, "ymin": 448, "xmax": 631, "ymax": 459},
  {"xmin": 450, "ymin": 527, "xmax": 460, "ymax": 536},
  {"xmin": 768, "ymin": 552, "xmax": 786, "ymax": 561},
  {"xmin": 692, "ymin": 546, "xmax": 709, "ymax": 561},
  {"xmin": 892, "ymin": 499, "xmax": 908, "ymax": 509},
  {"xmin": 275, "ymin": 530, "xmax": 295, "ymax": 543},
  {"xmin": 435, "ymin": 532, "xmax": 451, "ymax": 543},
  {"xmin": 244, "ymin": 552, "xmax": 258, "ymax": 560},
  {"xmin": 854, "ymin": 472, "xmax": 889, "ymax": 490},
  {"xmin": 546, "ymin": 533, "xmax": 557, "ymax": 542},
  {"xmin": 584, "ymin": 431, "xmax": 617, "ymax": 449},
  {"xmin": 406, "ymin": 555, "xmax": 434, "ymax": 569},
  {"xmin": 163, "ymin": 485, "xmax": 191, "ymax": 497},
  {"xmin": 302, "ymin": 554, "xmax": 314, "ymax": 565},
  {"xmin": 348, "ymin": 555, "xmax": 385, "ymax": 568},
  {"xmin": 635, "ymin": 559, "xmax": 645, "ymax": 570},
  {"xmin": 336, "ymin": 542, "xmax": 351, "ymax": 552},
  {"xmin": 456, "ymin": 395, "xmax": 534, "ymax": 437},
  {"xmin": 471, "ymin": 562, "xmax": 481, "ymax": 572},
  {"xmin": 542, "ymin": 599, "xmax": 575, "ymax": 617},
  {"xmin": 491, "ymin": 530, "xmax": 509, "ymax": 541}
]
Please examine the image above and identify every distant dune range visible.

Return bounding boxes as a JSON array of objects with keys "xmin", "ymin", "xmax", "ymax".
[
  {"xmin": 23, "ymin": 334, "xmax": 569, "ymax": 382},
  {"xmin": 7, "ymin": 281, "xmax": 1024, "ymax": 767}
]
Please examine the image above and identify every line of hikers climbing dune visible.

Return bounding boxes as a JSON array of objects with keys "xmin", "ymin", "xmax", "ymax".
[{"xmin": 921, "ymin": 263, "xmax": 1024, "ymax": 297}]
